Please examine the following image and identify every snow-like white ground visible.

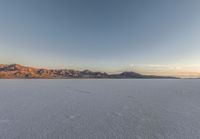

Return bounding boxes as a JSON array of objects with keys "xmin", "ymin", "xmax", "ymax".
[{"xmin": 0, "ymin": 79, "xmax": 200, "ymax": 139}]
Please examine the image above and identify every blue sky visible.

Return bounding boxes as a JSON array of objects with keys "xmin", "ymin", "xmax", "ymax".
[{"xmin": 0, "ymin": 0, "xmax": 200, "ymax": 77}]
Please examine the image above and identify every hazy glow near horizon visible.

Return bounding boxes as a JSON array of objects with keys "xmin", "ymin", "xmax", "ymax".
[{"xmin": 0, "ymin": 0, "xmax": 200, "ymax": 77}]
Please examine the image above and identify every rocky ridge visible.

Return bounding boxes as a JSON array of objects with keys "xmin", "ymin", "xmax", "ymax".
[{"xmin": 0, "ymin": 64, "xmax": 178, "ymax": 79}]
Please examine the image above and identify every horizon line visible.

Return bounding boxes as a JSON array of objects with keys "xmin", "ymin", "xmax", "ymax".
[{"xmin": 1, "ymin": 63, "xmax": 200, "ymax": 78}]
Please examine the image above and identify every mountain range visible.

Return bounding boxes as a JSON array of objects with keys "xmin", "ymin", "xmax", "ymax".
[{"xmin": 0, "ymin": 64, "xmax": 178, "ymax": 79}]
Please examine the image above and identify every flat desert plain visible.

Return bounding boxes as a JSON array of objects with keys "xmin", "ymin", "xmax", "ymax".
[{"xmin": 0, "ymin": 79, "xmax": 200, "ymax": 139}]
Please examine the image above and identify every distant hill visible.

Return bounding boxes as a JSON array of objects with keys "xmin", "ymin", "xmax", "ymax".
[{"xmin": 0, "ymin": 64, "xmax": 178, "ymax": 79}]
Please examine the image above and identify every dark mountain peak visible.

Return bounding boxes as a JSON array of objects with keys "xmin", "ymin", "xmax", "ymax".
[
  {"xmin": 109, "ymin": 71, "xmax": 143, "ymax": 78},
  {"xmin": 120, "ymin": 71, "xmax": 142, "ymax": 76},
  {"xmin": 81, "ymin": 70, "xmax": 93, "ymax": 74}
]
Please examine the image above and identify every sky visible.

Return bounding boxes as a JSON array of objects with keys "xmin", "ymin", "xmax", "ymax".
[{"xmin": 0, "ymin": 0, "xmax": 200, "ymax": 77}]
